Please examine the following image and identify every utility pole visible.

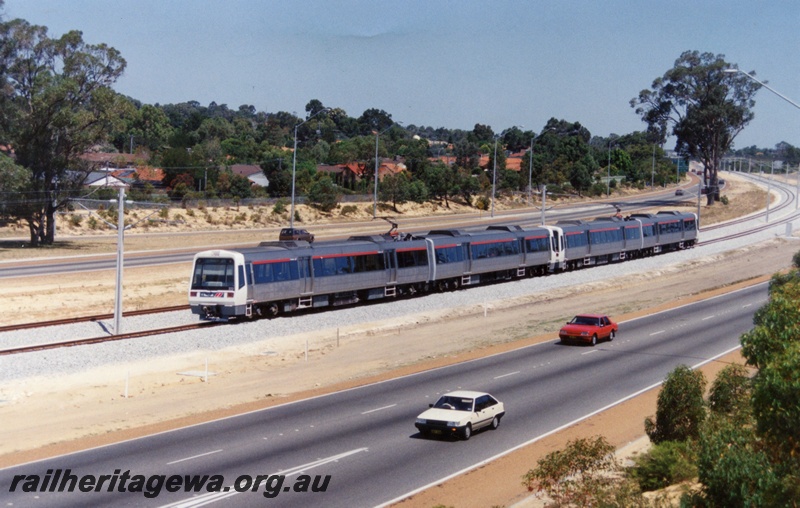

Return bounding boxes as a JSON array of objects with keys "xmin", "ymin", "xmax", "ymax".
[{"xmin": 114, "ymin": 186, "xmax": 126, "ymax": 334}]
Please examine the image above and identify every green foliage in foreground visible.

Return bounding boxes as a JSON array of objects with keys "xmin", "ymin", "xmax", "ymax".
[
  {"xmin": 629, "ymin": 440, "xmax": 697, "ymax": 492},
  {"xmin": 645, "ymin": 365, "xmax": 707, "ymax": 444},
  {"xmin": 522, "ymin": 436, "xmax": 620, "ymax": 506},
  {"xmin": 522, "ymin": 250, "xmax": 800, "ymax": 507}
]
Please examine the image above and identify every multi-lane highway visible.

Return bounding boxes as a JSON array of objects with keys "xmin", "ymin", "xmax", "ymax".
[{"xmin": 0, "ymin": 282, "xmax": 766, "ymax": 507}]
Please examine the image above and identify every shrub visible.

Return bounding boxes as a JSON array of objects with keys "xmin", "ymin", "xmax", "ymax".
[
  {"xmin": 159, "ymin": 207, "xmax": 169, "ymax": 219},
  {"xmin": 645, "ymin": 365, "xmax": 707, "ymax": 444},
  {"xmin": 69, "ymin": 214, "xmax": 83, "ymax": 227},
  {"xmin": 698, "ymin": 416, "xmax": 776, "ymax": 507},
  {"xmin": 87, "ymin": 216, "xmax": 99, "ymax": 230},
  {"xmin": 720, "ymin": 195, "xmax": 729, "ymax": 205},
  {"xmin": 590, "ymin": 182, "xmax": 607, "ymax": 196},
  {"xmin": 522, "ymin": 436, "xmax": 620, "ymax": 506},
  {"xmin": 340, "ymin": 205, "xmax": 358, "ymax": 216},
  {"xmin": 629, "ymin": 440, "xmax": 697, "ymax": 491},
  {"xmin": 708, "ymin": 364, "xmax": 751, "ymax": 418},
  {"xmin": 792, "ymin": 249, "xmax": 800, "ymax": 269},
  {"xmin": 272, "ymin": 199, "xmax": 287, "ymax": 215},
  {"xmin": 474, "ymin": 195, "xmax": 490, "ymax": 210}
]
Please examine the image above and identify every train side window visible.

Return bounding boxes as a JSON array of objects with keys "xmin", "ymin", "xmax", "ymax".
[
  {"xmin": 525, "ymin": 237, "xmax": 540, "ymax": 252},
  {"xmin": 238, "ymin": 265, "xmax": 245, "ymax": 289},
  {"xmin": 397, "ymin": 249, "xmax": 428, "ymax": 268}
]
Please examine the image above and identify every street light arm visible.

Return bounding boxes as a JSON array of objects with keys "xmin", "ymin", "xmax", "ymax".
[{"xmin": 724, "ymin": 68, "xmax": 800, "ymax": 111}]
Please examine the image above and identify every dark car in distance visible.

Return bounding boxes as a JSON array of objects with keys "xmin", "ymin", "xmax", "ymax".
[{"xmin": 279, "ymin": 228, "xmax": 314, "ymax": 243}]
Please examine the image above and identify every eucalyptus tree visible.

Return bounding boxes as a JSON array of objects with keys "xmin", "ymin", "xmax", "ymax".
[
  {"xmin": 631, "ymin": 50, "xmax": 760, "ymax": 204},
  {"xmin": 0, "ymin": 15, "xmax": 127, "ymax": 245}
]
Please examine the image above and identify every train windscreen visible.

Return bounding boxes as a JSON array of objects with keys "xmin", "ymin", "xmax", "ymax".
[{"xmin": 192, "ymin": 257, "xmax": 235, "ymax": 290}]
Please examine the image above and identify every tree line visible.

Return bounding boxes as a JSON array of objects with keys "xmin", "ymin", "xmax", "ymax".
[{"xmin": 2, "ymin": 5, "xmax": 797, "ymax": 246}]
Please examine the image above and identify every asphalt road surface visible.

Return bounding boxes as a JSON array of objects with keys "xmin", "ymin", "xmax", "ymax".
[{"xmin": 0, "ymin": 282, "xmax": 766, "ymax": 507}]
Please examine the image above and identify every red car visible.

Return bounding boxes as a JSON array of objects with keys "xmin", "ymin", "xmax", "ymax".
[{"xmin": 559, "ymin": 314, "xmax": 618, "ymax": 346}]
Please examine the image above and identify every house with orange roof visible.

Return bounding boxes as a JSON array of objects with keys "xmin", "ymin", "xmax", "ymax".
[{"xmin": 317, "ymin": 159, "xmax": 407, "ymax": 189}]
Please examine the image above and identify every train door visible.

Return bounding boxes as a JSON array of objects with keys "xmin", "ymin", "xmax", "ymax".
[
  {"xmin": 300, "ymin": 256, "xmax": 313, "ymax": 293},
  {"xmin": 244, "ymin": 262, "xmax": 255, "ymax": 299},
  {"xmin": 385, "ymin": 250, "xmax": 397, "ymax": 283},
  {"xmin": 425, "ymin": 238, "xmax": 437, "ymax": 282}
]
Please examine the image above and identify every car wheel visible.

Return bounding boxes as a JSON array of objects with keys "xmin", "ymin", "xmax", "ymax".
[
  {"xmin": 462, "ymin": 423, "xmax": 472, "ymax": 440},
  {"xmin": 490, "ymin": 416, "xmax": 500, "ymax": 430},
  {"xmin": 609, "ymin": 330, "xmax": 615, "ymax": 341},
  {"xmin": 591, "ymin": 334, "xmax": 597, "ymax": 346}
]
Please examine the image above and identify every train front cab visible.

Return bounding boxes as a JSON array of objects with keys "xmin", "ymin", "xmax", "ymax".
[{"xmin": 189, "ymin": 250, "xmax": 251, "ymax": 320}]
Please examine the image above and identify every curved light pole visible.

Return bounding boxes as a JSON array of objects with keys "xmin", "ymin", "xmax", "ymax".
[
  {"xmin": 373, "ymin": 122, "xmax": 401, "ymax": 218},
  {"xmin": 291, "ymin": 108, "xmax": 329, "ymax": 228},
  {"xmin": 724, "ymin": 68, "xmax": 800, "ymax": 210}
]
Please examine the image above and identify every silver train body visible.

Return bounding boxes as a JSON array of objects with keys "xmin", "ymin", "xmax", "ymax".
[{"xmin": 188, "ymin": 211, "xmax": 697, "ymax": 320}]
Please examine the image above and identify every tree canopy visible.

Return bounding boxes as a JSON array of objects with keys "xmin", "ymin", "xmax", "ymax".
[
  {"xmin": 3, "ymin": 11, "xmax": 791, "ymax": 248},
  {"xmin": 631, "ymin": 50, "xmax": 760, "ymax": 203},
  {"xmin": 0, "ymin": 14, "xmax": 127, "ymax": 245}
]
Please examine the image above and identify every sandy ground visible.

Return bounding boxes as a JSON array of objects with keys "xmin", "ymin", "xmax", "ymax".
[{"xmin": 1, "ymin": 173, "xmax": 797, "ymax": 507}]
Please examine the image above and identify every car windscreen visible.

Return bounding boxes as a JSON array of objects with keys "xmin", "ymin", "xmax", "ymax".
[
  {"xmin": 434, "ymin": 396, "xmax": 474, "ymax": 411},
  {"xmin": 572, "ymin": 316, "xmax": 599, "ymax": 326}
]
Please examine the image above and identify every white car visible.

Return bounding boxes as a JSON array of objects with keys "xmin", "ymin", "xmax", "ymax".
[{"xmin": 414, "ymin": 390, "xmax": 505, "ymax": 440}]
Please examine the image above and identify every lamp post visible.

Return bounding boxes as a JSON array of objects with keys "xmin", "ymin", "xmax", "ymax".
[
  {"xmin": 607, "ymin": 141, "xmax": 614, "ymax": 197},
  {"xmin": 291, "ymin": 108, "xmax": 329, "ymax": 229},
  {"xmin": 651, "ymin": 144, "xmax": 656, "ymax": 188},
  {"xmin": 766, "ymin": 159, "xmax": 774, "ymax": 222},
  {"xmin": 725, "ymin": 68, "xmax": 800, "ymax": 210},
  {"xmin": 373, "ymin": 122, "xmax": 400, "ymax": 218},
  {"xmin": 491, "ymin": 138, "xmax": 498, "ymax": 217},
  {"xmin": 528, "ymin": 137, "xmax": 534, "ymax": 206},
  {"xmin": 113, "ymin": 186, "xmax": 126, "ymax": 334}
]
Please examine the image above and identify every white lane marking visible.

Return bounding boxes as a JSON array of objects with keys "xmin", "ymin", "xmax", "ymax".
[
  {"xmin": 650, "ymin": 330, "xmax": 665, "ymax": 336},
  {"xmin": 167, "ymin": 449, "xmax": 223, "ymax": 465},
  {"xmin": 160, "ymin": 447, "xmax": 368, "ymax": 507},
  {"xmin": 493, "ymin": 371, "xmax": 519, "ymax": 379},
  {"xmin": 581, "ymin": 350, "xmax": 599, "ymax": 355},
  {"xmin": 702, "ymin": 315, "xmax": 715, "ymax": 320},
  {"xmin": 378, "ymin": 345, "xmax": 744, "ymax": 508},
  {"xmin": 361, "ymin": 404, "xmax": 397, "ymax": 414},
  {"xmin": 742, "ymin": 303, "xmax": 752, "ymax": 308}
]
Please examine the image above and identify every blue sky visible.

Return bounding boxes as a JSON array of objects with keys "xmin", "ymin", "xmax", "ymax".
[{"xmin": 4, "ymin": 0, "xmax": 799, "ymax": 149}]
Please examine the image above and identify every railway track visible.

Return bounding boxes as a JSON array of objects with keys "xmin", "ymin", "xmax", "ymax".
[
  {"xmin": 0, "ymin": 321, "xmax": 220, "ymax": 356},
  {"xmin": 0, "ymin": 304, "xmax": 190, "ymax": 333},
  {"xmin": 4, "ymin": 173, "xmax": 796, "ymax": 356}
]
